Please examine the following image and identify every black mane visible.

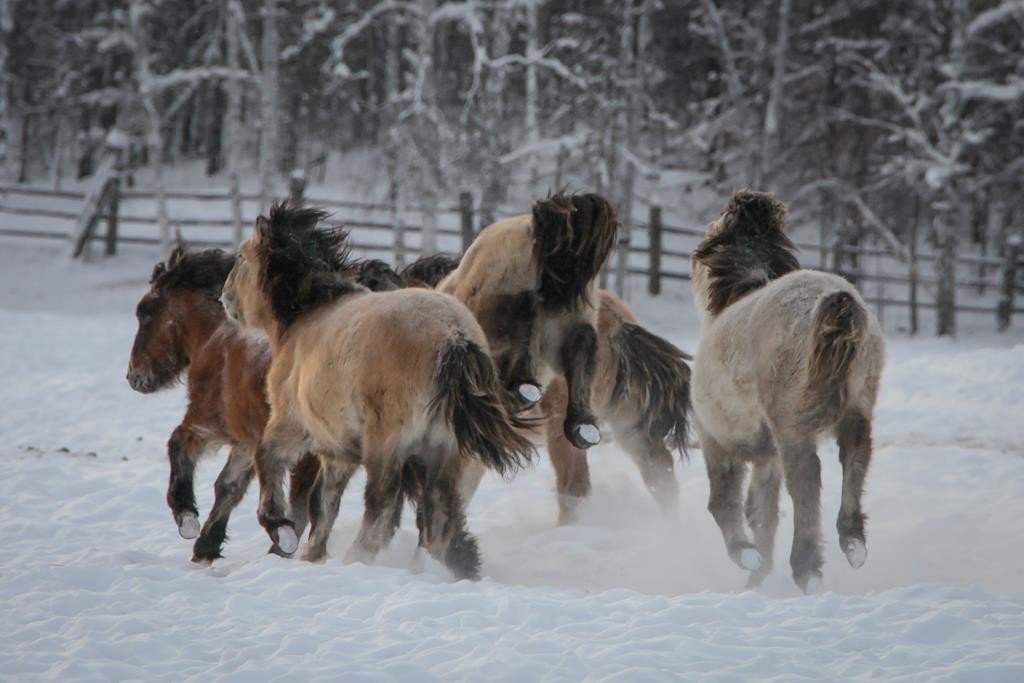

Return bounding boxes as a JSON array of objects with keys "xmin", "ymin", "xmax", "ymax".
[
  {"xmin": 151, "ymin": 246, "xmax": 234, "ymax": 295},
  {"xmin": 400, "ymin": 253, "xmax": 461, "ymax": 288},
  {"xmin": 354, "ymin": 259, "xmax": 404, "ymax": 291},
  {"xmin": 532, "ymin": 191, "xmax": 618, "ymax": 311},
  {"xmin": 692, "ymin": 191, "xmax": 800, "ymax": 315},
  {"xmin": 257, "ymin": 201, "xmax": 363, "ymax": 327}
]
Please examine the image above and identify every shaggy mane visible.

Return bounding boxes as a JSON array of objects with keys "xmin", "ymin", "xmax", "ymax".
[
  {"xmin": 532, "ymin": 191, "xmax": 619, "ymax": 311},
  {"xmin": 400, "ymin": 253, "xmax": 461, "ymax": 288},
  {"xmin": 151, "ymin": 246, "xmax": 234, "ymax": 295},
  {"xmin": 692, "ymin": 190, "xmax": 800, "ymax": 315},
  {"xmin": 257, "ymin": 201, "xmax": 363, "ymax": 327}
]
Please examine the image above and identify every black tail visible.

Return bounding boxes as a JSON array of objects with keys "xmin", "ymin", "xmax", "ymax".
[
  {"xmin": 532, "ymin": 192, "xmax": 619, "ymax": 311},
  {"xmin": 611, "ymin": 322, "xmax": 693, "ymax": 458},
  {"xmin": 430, "ymin": 336, "xmax": 536, "ymax": 477},
  {"xmin": 805, "ymin": 291, "xmax": 866, "ymax": 428}
]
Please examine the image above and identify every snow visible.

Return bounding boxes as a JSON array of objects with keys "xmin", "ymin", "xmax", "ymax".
[{"xmin": 1, "ymin": 238, "xmax": 1023, "ymax": 680}]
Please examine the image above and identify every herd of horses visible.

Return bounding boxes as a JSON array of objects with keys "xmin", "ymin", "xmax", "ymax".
[{"xmin": 126, "ymin": 189, "xmax": 884, "ymax": 593}]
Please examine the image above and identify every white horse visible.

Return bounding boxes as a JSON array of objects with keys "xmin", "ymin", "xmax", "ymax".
[{"xmin": 690, "ymin": 191, "xmax": 885, "ymax": 593}]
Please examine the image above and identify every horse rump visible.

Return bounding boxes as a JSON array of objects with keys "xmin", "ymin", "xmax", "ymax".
[
  {"xmin": 531, "ymin": 192, "xmax": 619, "ymax": 311},
  {"xmin": 430, "ymin": 335, "xmax": 536, "ymax": 477},
  {"xmin": 804, "ymin": 290, "xmax": 867, "ymax": 429},
  {"xmin": 611, "ymin": 322, "xmax": 693, "ymax": 457}
]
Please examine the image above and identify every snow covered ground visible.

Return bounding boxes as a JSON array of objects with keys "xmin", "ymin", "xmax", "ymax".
[{"xmin": 1, "ymin": 238, "xmax": 1022, "ymax": 681}]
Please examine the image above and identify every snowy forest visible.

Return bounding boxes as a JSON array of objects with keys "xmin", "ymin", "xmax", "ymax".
[{"xmin": 1, "ymin": 0, "xmax": 1023, "ymax": 334}]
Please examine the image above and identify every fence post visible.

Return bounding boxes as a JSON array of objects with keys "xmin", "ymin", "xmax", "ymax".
[
  {"xmin": 997, "ymin": 235, "xmax": 1020, "ymax": 332},
  {"xmin": 105, "ymin": 176, "xmax": 120, "ymax": 256},
  {"xmin": 459, "ymin": 191, "xmax": 475, "ymax": 252},
  {"xmin": 908, "ymin": 212, "xmax": 919, "ymax": 335},
  {"xmin": 935, "ymin": 220, "xmax": 957, "ymax": 337},
  {"xmin": 229, "ymin": 172, "xmax": 243, "ymax": 248},
  {"xmin": 288, "ymin": 170, "xmax": 306, "ymax": 207},
  {"xmin": 648, "ymin": 205, "xmax": 662, "ymax": 295}
]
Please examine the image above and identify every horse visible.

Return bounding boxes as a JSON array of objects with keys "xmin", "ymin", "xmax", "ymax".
[
  {"xmin": 437, "ymin": 192, "xmax": 619, "ymax": 452},
  {"xmin": 219, "ymin": 202, "xmax": 534, "ymax": 579},
  {"xmin": 356, "ymin": 255, "xmax": 692, "ymax": 524},
  {"xmin": 126, "ymin": 246, "xmax": 319, "ymax": 562},
  {"xmin": 689, "ymin": 191, "xmax": 885, "ymax": 593}
]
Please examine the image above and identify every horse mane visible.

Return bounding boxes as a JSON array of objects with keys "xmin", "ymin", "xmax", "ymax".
[
  {"xmin": 400, "ymin": 253, "xmax": 461, "ymax": 288},
  {"xmin": 151, "ymin": 246, "xmax": 234, "ymax": 295},
  {"xmin": 257, "ymin": 201, "xmax": 363, "ymax": 328},
  {"xmin": 354, "ymin": 259, "xmax": 405, "ymax": 291},
  {"xmin": 692, "ymin": 190, "xmax": 800, "ymax": 316},
  {"xmin": 531, "ymin": 191, "xmax": 619, "ymax": 311}
]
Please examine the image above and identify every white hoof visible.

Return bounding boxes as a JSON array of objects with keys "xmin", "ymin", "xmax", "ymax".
[
  {"xmin": 343, "ymin": 543, "xmax": 374, "ymax": 566},
  {"xmin": 517, "ymin": 383, "xmax": 542, "ymax": 404},
  {"xmin": 178, "ymin": 513, "xmax": 200, "ymax": 540},
  {"xmin": 739, "ymin": 547, "xmax": 763, "ymax": 572},
  {"xmin": 575, "ymin": 423, "xmax": 601, "ymax": 447},
  {"xmin": 803, "ymin": 575, "xmax": 824, "ymax": 595},
  {"xmin": 275, "ymin": 526, "xmax": 298, "ymax": 555},
  {"xmin": 844, "ymin": 539, "xmax": 867, "ymax": 569}
]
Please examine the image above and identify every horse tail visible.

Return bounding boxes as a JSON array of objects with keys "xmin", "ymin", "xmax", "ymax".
[
  {"xmin": 806, "ymin": 290, "xmax": 867, "ymax": 427},
  {"xmin": 531, "ymin": 192, "xmax": 619, "ymax": 311},
  {"xmin": 611, "ymin": 322, "xmax": 693, "ymax": 459},
  {"xmin": 430, "ymin": 335, "xmax": 536, "ymax": 477}
]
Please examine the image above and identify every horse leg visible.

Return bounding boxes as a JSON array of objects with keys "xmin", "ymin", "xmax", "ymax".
[
  {"xmin": 288, "ymin": 452, "xmax": 320, "ymax": 541},
  {"xmin": 417, "ymin": 457, "xmax": 481, "ymax": 581},
  {"xmin": 344, "ymin": 454, "xmax": 403, "ymax": 566},
  {"xmin": 836, "ymin": 410, "xmax": 873, "ymax": 569},
  {"xmin": 302, "ymin": 460, "xmax": 357, "ymax": 563},
  {"xmin": 560, "ymin": 321, "xmax": 600, "ymax": 449},
  {"xmin": 702, "ymin": 432, "xmax": 760, "ymax": 573},
  {"xmin": 191, "ymin": 446, "xmax": 254, "ymax": 563},
  {"xmin": 166, "ymin": 424, "xmax": 207, "ymax": 540},
  {"xmin": 254, "ymin": 422, "xmax": 305, "ymax": 556},
  {"xmin": 616, "ymin": 427, "xmax": 679, "ymax": 514},
  {"xmin": 743, "ymin": 458, "xmax": 782, "ymax": 588},
  {"xmin": 456, "ymin": 459, "xmax": 486, "ymax": 510},
  {"xmin": 778, "ymin": 435, "xmax": 824, "ymax": 593},
  {"xmin": 543, "ymin": 379, "xmax": 591, "ymax": 524}
]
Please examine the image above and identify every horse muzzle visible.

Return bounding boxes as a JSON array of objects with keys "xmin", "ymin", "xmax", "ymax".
[{"xmin": 126, "ymin": 368, "xmax": 157, "ymax": 394}]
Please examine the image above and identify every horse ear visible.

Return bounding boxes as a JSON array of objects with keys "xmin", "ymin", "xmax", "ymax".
[
  {"xmin": 150, "ymin": 261, "xmax": 167, "ymax": 283},
  {"xmin": 168, "ymin": 243, "xmax": 186, "ymax": 269},
  {"xmin": 254, "ymin": 215, "xmax": 270, "ymax": 241}
]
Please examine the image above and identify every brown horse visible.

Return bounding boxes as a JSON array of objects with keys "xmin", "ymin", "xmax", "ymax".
[
  {"xmin": 126, "ymin": 246, "xmax": 319, "ymax": 562},
  {"xmin": 690, "ymin": 191, "xmax": 885, "ymax": 592},
  {"xmin": 437, "ymin": 193, "xmax": 619, "ymax": 451},
  {"xmin": 220, "ymin": 203, "xmax": 534, "ymax": 579},
  {"xmin": 357, "ymin": 256, "xmax": 692, "ymax": 524}
]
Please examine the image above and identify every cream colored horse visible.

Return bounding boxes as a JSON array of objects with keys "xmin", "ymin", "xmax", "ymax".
[
  {"xmin": 690, "ymin": 191, "xmax": 885, "ymax": 593},
  {"xmin": 221, "ymin": 203, "xmax": 534, "ymax": 579}
]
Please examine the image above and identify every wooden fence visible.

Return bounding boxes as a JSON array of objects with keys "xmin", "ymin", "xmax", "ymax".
[{"xmin": 1, "ymin": 180, "xmax": 1022, "ymax": 332}]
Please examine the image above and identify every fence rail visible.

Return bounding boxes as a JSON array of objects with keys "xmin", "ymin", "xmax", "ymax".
[{"xmin": 1, "ymin": 180, "xmax": 1022, "ymax": 332}]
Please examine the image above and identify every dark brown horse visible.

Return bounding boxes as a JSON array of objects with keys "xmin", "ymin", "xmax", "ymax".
[{"xmin": 126, "ymin": 246, "xmax": 318, "ymax": 562}]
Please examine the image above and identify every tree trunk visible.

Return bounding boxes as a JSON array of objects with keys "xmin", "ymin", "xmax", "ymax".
[
  {"xmin": 259, "ymin": 0, "xmax": 280, "ymax": 211},
  {"xmin": 524, "ymin": 0, "xmax": 541, "ymax": 188},
  {"xmin": 614, "ymin": 0, "xmax": 641, "ymax": 297},
  {"xmin": 935, "ymin": 215, "xmax": 957, "ymax": 337},
  {"xmin": 759, "ymin": 0, "xmax": 791, "ymax": 191},
  {"xmin": 224, "ymin": 0, "xmax": 244, "ymax": 244}
]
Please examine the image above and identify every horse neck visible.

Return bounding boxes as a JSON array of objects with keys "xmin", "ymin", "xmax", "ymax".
[{"xmin": 180, "ymin": 299, "xmax": 229, "ymax": 360}]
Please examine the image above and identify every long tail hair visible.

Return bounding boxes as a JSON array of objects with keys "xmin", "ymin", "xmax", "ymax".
[
  {"xmin": 804, "ymin": 291, "xmax": 867, "ymax": 428},
  {"xmin": 611, "ymin": 322, "xmax": 693, "ymax": 457},
  {"xmin": 430, "ymin": 335, "xmax": 536, "ymax": 476},
  {"xmin": 532, "ymin": 192, "xmax": 619, "ymax": 311}
]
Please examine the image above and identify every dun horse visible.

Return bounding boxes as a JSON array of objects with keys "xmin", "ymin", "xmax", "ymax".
[
  {"xmin": 220, "ymin": 203, "xmax": 534, "ymax": 579},
  {"xmin": 437, "ymin": 193, "xmax": 619, "ymax": 452},
  {"xmin": 358, "ymin": 255, "xmax": 692, "ymax": 524},
  {"xmin": 126, "ymin": 247, "xmax": 318, "ymax": 561},
  {"xmin": 690, "ymin": 191, "xmax": 884, "ymax": 592}
]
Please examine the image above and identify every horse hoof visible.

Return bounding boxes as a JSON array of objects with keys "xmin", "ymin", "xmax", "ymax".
[
  {"xmin": 802, "ymin": 575, "xmax": 824, "ymax": 595},
  {"xmin": 177, "ymin": 513, "xmax": 200, "ymax": 540},
  {"xmin": 517, "ymin": 383, "xmax": 543, "ymax": 405},
  {"xmin": 274, "ymin": 526, "xmax": 299, "ymax": 555},
  {"xmin": 572, "ymin": 423, "xmax": 601, "ymax": 448},
  {"xmin": 844, "ymin": 539, "xmax": 867, "ymax": 569},
  {"xmin": 739, "ymin": 547, "xmax": 763, "ymax": 572}
]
